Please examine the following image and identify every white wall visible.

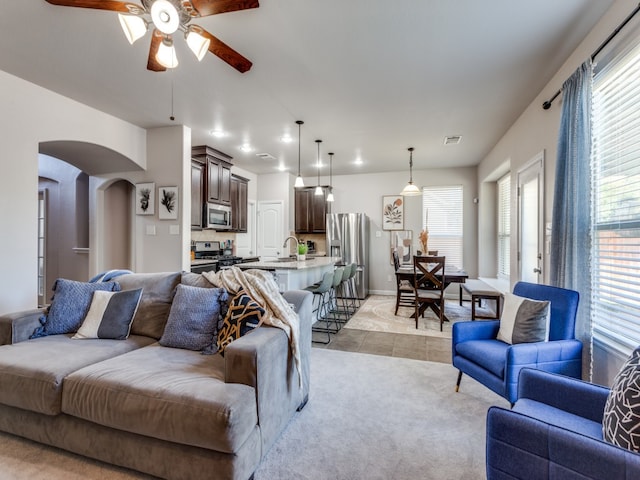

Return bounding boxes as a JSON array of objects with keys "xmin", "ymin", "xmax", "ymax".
[
  {"xmin": 477, "ymin": 0, "xmax": 638, "ymax": 384},
  {"xmin": 0, "ymin": 70, "xmax": 147, "ymax": 315},
  {"xmin": 302, "ymin": 166, "xmax": 478, "ymax": 295}
]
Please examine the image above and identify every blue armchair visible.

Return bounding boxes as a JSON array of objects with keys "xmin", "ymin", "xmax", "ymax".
[
  {"xmin": 486, "ymin": 368, "xmax": 640, "ymax": 479},
  {"xmin": 452, "ymin": 281, "xmax": 582, "ymax": 404}
]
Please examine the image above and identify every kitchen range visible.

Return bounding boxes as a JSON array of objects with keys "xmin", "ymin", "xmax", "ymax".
[{"xmin": 190, "ymin": 241, "xmax": 245, "ymax": 274}]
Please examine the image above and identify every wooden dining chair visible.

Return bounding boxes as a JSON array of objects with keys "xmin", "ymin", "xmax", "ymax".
[
  {"xmin": 393, "ymin": 249, "xmax": 415, "ymax": 314},
  {"xmin": 413, "ymin": 255, "xmax": 446, "ymax": 330}
]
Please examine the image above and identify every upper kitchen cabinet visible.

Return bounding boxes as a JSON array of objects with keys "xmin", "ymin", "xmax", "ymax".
[
  {"xmin": 190, "ymin": 159, "xmax": 205, "ymax": 228},
  {"xmin": 230, "ymin": 174, "xmax": 248, "ymax": 233},
  {"xmin": 192, "ymin": 145, "xmax": 232, "ymax": 206},
  {"xmin": 295, "ymin": 186, "xmax": 331, "ymax": 233}
]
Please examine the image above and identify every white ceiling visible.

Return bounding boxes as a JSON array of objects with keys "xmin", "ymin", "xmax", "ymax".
[{"xmin": 0, "ymin": 1, "xmax": 614, "ymax": 176}]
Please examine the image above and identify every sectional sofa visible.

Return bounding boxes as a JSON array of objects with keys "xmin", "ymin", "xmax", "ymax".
[{"xmin": 0, "ymin": 271, "xmax": 312, "ymax": 480}]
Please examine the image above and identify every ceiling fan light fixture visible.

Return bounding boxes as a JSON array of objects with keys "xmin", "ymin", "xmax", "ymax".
[
  {"xmin": 118, "ymin": 14, "xmax": 147, "ymax": 44},
  {"xmin": 156, "ymin": 37, "xmax": 179, "ymax": 69},
  {"xmin": 151, "ymin": 0, "xmax": 180, "ymax": 35},
  {"xmin": 186, "ymin": 26, "xmax": 211, "ymax": 61}
]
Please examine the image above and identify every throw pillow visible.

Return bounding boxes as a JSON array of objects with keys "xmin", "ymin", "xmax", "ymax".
[
  {"xmin": 496, "ymin": 292, "xmax": 550, "ymax": 345},
  {"xmin": 73, "ymin": 288, "xmax": 143, "ymax": 340},
  {"xmin": 30, "ymin": 278, "xmax": 120, "ymax": 338},
  {"xmin": 217, "ymin": 290, "xmax": 265, "ymax": 355},
  {"xmin": 603, "ymin": 346, "xmax": 640, "ymax": 452},
  {"xmin": 159, "ymin": 284, "xmax": 229, "ymax": 353}
]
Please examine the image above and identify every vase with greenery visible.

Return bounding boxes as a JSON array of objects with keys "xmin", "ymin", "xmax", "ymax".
[{"xmin": 297, "ymin": 243, "xmax": 308, "ymax": 261}]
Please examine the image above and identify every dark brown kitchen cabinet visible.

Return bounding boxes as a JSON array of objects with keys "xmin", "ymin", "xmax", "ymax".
[
  {"xmin": 230, "ymin": 174, "xmax": 248, "ymax": 232},
  {"xmin": 295, "ymin": 186, "xmax": 330, "ymax": 233},
  {"xmin": 192, "ymin": 145, "xmax": 233, "ymax": 206},
  {"xmin": 190, "ymin": 159, "xmax": 205, "ymax": 228}
]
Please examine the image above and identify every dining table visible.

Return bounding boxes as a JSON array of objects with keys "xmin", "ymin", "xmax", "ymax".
[{"xmin": 396, "ymin": 264, "xmax": 469, "ymax": 321}]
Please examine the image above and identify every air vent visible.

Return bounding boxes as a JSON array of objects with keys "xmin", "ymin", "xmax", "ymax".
[
  {"xmin": 256, "ymin": 152, "xmax": 276, "ymax": 160},
  {"xmin": 444, "ymin": 135, "xmax": 462, "ymax": 145}
]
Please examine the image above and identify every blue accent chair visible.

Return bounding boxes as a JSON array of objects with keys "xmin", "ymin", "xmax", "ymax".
[
  {"xmin": 452, "ymin": 281, "xmax": 582, "ymax": 404},
  {"xmin": 486, "ymin": 368, "xmax": 640, "ymax": 479}
]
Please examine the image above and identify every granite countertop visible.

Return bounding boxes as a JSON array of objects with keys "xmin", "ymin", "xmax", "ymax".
[
  {"xmin": 238, "ymin": 256, "xmax": 341, "ymax": 271},
  {"xmin": 191, "ymin": 258, "xmax": 219, "ymax": 266}
]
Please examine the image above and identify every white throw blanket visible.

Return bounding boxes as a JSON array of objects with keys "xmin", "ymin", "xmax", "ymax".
[{"xmin": 203, "ymin": 267, "xmax": 302, "ymax": 386}]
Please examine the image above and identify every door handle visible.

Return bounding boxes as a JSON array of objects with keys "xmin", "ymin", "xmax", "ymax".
[{"xmin": 533, "ymin": 267, "xmax": 542, "ymax": 274}]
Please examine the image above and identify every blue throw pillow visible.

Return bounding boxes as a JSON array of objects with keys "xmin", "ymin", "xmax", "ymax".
[
  {"xmin": 159, "ymin": 284, "xmax": 229, "ymax": 353},
  {"xmin": 31, "ymin": 279, "xmax": 120, "ymax": 338}
]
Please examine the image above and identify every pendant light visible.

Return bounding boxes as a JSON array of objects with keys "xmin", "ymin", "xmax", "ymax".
[
  {"xmin": 315, "ymin": 140, "xmax": 323, "ymax": 196},
  {"xmin": 294, "ymin": 121, "xmax": 305, "ymax": 188},
  {"xmin": 326, "ymin": 152, "xmax": 335, "ymax": 202},
  {"xmin": 400, "ymin": 147, "xmax": 421, "ymax": 196}
]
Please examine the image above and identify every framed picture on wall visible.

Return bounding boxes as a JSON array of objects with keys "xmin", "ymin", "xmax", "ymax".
[
  {"xmin": 382, "ymin": 195, "xmax": 404, "ymax": 230},
  {"xmin": 158, "ymin": 186, "xmax": 178, "ymax": 220},
  {"xmin": 135, "ymin": 182, "xmax": 155, "ymax": 215}
]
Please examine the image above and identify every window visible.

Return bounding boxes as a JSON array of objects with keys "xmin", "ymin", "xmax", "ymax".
[
  {"xmin": 422, "ymin": 185, "xmax": 463, "ymax": 268},
  {"xmin": 591, "ymin": 34, "xmax": 640, "ymax": 356},
  {"xmin": 497, "ymin": 174, "xmax": 511, "ymax": 280}
]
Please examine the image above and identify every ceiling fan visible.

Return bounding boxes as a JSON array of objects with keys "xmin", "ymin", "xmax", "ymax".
[{"xmin": 44, "ymin": 0, "xmax": 258, "ymax": 72}]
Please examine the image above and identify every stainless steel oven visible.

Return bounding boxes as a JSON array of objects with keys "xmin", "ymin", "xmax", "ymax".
[{"xmin": 206, "ymin": 203, "xmax": 232, "ymax": 230}]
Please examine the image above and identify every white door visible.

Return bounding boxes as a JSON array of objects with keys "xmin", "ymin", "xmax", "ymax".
[
  {"xmin": 517, "ymin": 152, "xmax": 544, "ymax": 283},
  {"xmin": 257, "ymin": 200, "xmax": 283, "ymax": 260},
  {"xmin": 235, "ymin": 201, "xmax": 256, "ymax": 257}
]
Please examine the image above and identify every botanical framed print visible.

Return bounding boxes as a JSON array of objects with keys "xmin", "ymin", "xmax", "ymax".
[
  {"xmin": 135, "ymin": 182, "xmax": 155, "ymax": 215},
  {"xmin": 382, "ymin": 195, "xmax": 404, "ymax": 230},
  {"xmin": 158, "ymin": 186, "xmax": 178, "ymax": 220}
]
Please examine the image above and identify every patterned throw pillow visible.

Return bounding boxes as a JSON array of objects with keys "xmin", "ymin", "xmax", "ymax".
[
  {"xmin": 603, "ymin": 346, "xmax": 640, "ymax": 452},
  {"xmin": 73, "ymin": 289, "xmax": 143, "ymax": 340},
  {"xmin": 30, "ymin": 279, "xmax": 121, "ymax": 338},
  {"xmin": 159, "ymin": 284, "xmax": 229, "ymax": 353},
  {"xmin": 217, "ymin": 290, "xmax": 265, "ymax": 355},
  {"xmin": 496, "ymin": 292, "xmax": 550, "ymax": 344}
]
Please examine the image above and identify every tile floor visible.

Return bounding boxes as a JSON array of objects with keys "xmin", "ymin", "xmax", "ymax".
[{"xmin": 313, "ymin": 326, "xmax": 452, "ymax": 364}]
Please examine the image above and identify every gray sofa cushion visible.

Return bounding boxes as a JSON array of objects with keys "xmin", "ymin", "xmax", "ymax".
[
  {"xmin": 62, "ymin": 343, "xmax": 258, "ymax": 454},
  {"xmin": 116, "ymin": 272, "xmax": 181, "ymax": 339},
  {"xmin": 0, "ymin": 334, "xmax": 154, "ymax": 415}
]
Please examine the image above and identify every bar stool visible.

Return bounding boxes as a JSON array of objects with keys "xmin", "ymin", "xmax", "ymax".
[
  {"xmin": 306, "ymin": 270, "xmax": 336, "ymax": 344},
  {"xmin": 344, "ymin": 263, "xmax": 361, "ymax": 312},
  {"xmin": 326, "ymin": 266, "xmax": 348, "ymax": 327}
]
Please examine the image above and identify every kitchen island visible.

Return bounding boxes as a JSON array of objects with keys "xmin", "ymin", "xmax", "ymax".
[{"xmin": 238, "ymin": 256, "xmax": 341, "ymax": 291}]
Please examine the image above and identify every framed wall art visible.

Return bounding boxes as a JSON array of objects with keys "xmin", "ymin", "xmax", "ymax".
[
  {"xmin": 158, "ymin": 186, "xmax": 179, "ymax": 220},
  {"xmin": 135, "ymin": 182, "xmax": 155, "ymax": 215},
  {"xmin": 382, "ymin": 195, "xmax": 404, "ymax": 230}
]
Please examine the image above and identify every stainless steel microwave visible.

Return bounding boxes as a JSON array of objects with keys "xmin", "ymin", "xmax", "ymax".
[{"xmin": 206, "ymin": 203, "xmax": 232, "ymax": 230}]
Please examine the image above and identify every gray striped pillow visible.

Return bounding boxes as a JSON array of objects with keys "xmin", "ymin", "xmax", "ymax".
[{"xmin": 73, "ymin": 289, "xmax": 143, "ymax": 340}]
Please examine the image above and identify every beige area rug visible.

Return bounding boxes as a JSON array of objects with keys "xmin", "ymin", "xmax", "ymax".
[{"xmin": 344, "ymin": 294, "xmax": 496, "ymax": 338}]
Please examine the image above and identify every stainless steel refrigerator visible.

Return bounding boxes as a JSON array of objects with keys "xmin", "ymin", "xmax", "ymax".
[{"xmin": 326, "ymin": 213, "xmax": 369, "ymax": 299}]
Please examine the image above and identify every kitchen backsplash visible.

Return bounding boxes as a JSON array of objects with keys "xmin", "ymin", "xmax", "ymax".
[{"xmin": 191, "ymin": 230, "xmax": 236, "ymax": 244}]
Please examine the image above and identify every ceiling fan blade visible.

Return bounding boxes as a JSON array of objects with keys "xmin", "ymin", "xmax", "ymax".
[
  {"xmin": 147, "ymin": 31, "xmax": 167, "ymax": 72},
  {"xmin": 190, "ymin": 0, "xmax": 259, "ymax": 17},
  {"xmin": 45, "ymin": 0, "xmax": 139, "ymax": 13},
  {"xmin": 200, "ymin": 28, "xmax": 252, "ymax": 73}
]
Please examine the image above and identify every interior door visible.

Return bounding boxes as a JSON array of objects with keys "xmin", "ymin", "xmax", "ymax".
[
  {"xmin": 257, "ymin": 200, "xmax": 283, "ymax": 260},
  {"xmin": 517, "ymin": 152, "xmax": 544, "ymax": 283}
]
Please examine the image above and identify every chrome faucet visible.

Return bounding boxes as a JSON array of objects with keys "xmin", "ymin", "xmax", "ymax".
[{"xmin": 282, "ymin": 236, "xmax": 299, "ymax": 256}]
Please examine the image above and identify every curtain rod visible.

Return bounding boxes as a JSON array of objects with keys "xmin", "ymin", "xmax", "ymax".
[{"xmin": 542, "ymin": 2, "xmax": 640, "ymax": 110}]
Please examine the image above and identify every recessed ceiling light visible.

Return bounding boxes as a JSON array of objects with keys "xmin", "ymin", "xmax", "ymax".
[
  {"xmin": 240, "ymin": 144, "xmax": 253, "ymax": 152},
  {"xmin": 278, "ymin": 164, "xmax": 288, "ymax": 171},
  {"xmin": 280, "ymin": 134, "xmax": 293, "ymax": 143},
  {"xmin": 210, "ymin": 129, "xmax": 226, "ymax": 138},
  {"xmin": 354, "ymin": 157, "xmax": 363, "ymax": 165}
]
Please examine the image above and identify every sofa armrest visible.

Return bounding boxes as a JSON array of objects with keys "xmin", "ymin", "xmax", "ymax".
[
  {"xmin": 0, "ymin": 308, "xmax": 45, "ymax": 345},
  {"xmin": 486, "ymin": 406, "xmax": 640, "ymax": 480},
  {"xmin": 517, "ymin": 368, "xmax": 610, "ymax": 423},
  {"xmin": 281, "ymin": 290, "xmax": 312, "ymax": 408}
]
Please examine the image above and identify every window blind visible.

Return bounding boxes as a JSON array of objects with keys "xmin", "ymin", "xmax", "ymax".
[
  {"xmin": 592, "ymin": 34, "xmax": 640, "ymax": 356},
  {"xmin": 422, "ymin": 185, "xmax": 463, "ymax": 268},
  {"xmin": 497, "ymin": 174, "xmax": 511, "ymax": 279}
]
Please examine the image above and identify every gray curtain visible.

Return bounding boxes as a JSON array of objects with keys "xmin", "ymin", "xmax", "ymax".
[{"xmin": 550, "ymin": 60, "xmax": 592, "ymax": 379}]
